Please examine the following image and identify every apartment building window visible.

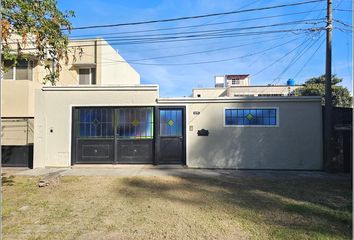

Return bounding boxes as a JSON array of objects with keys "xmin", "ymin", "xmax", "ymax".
[
  {"xmin": 258, "ymin": 94, "xmax": 283, "ymax": 97},
  {"xmin": 231, "ymin": 79, "xmax": 240, "ymax": 85},
  {"xmin": 79, "ymin": 68, "xmax": 96, "ymax": 85},
  {"xmin": 2, "ymin": 60, "xmax": 33, "ymax": 80}
]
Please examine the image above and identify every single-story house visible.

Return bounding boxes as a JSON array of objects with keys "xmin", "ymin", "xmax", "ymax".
[{"xmin": 33, "ymin": 85, "xmax": 323, "ymax": 169}]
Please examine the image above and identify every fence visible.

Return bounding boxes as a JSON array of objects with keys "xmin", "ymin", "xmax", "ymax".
[{"xmin": 323, "ymin": 107, "xmax": 353, "ymax": 173}]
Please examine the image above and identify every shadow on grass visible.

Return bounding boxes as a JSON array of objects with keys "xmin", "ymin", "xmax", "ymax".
[{"xmin": 115, "ymin": 174, "xmax": 352, "ymax": 239}]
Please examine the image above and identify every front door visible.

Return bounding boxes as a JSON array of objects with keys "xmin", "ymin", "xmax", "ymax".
[{"xmin": 157, "ymin": 108, "xmax": 185, "ymax": 164}]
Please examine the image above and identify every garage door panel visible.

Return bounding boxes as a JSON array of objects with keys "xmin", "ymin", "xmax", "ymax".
[
  {"xmin": 117, "ymin": 140, "xmax": 153, "ymax": 163},
  {"xmin": 77, "ymin": 140, "xmax": 114, "ymax": 163}
]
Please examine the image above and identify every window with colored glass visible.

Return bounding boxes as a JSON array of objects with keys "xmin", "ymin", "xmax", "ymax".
[
  {"xmin": 116, "ymin": 107, "xmax": 154, "ymax": 139},
  {"xmin": 159, "ymin": 109, "xmax": 182, "ymax": 136},
  {"xmin": 78, "ymin": 108, "xmax": 114, "ymax": 138},
  {"xmin": 225, "ymin": 108, "xmax": 277, "ymax": 126}
]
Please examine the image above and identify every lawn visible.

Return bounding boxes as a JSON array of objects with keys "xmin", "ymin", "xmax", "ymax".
[{"xmin": 2, "ymin": 173, "xmax": 352, "ymax": 240}]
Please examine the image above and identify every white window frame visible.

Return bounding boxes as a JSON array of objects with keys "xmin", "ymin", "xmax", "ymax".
[
  {"xmin": 231, "ymin": 79, "xmax": 240, "ymax": 85},
  {"xmin": 78, "ymin": 68, "xmax": 94, "ymax": 85},
  {"xmin": 223, "ymin": 106, "xmax": 279, "ymax": 128},
  {"xmin": 3, "ymin": 60, "xmax": 33, "ymax": 81}
]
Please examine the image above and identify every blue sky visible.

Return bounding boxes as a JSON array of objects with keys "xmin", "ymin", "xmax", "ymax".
[{"xmin": 58, "ymin": 0, "xmax": 352, "ymax": 97}]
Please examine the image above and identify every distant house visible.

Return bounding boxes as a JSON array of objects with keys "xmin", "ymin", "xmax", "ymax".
[{"xmin": 193, "ymin": 74, "xmax": 301, "ymax": 98}]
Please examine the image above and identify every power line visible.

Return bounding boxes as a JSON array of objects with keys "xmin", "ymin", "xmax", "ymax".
[
  {"xmin": 65, "ymin": 0, "xmax": 325, "ymax": 30},
  {"xmin": 11, "ymin": 27, "xmax": 323, "ymax": 51},
  {"xmin": 258, "ymin": 34, "xmax": 324, "ymax": 94},
  {"xmin": 333, "ymin": 8, "xmax": 352, "ymax": 12},
  {"xmin": 68, "ymin": 19, "xmax": 324, "ymax": 42},
  {"xmin": 333, "ymin": 19, "xmax": 353, "ymax": 28},
  {"xmin": 293, "ymin": 37, "xmax": 326, "ymax": 79},
  {"xmin": 93, "ymin": 36, "xmax": 304, "ymax": 66},
  {"xmin": 96, "ymin": 35, "xmax": 301, "ymax": 62},
  {"xmin": 252, "ymin": 37, "xmax": 312, "ymax": 77},
  {"xmin": 69, "ymin": 10, "xmax": 327, "ymax": 39},
  {"xmin": 271, "ymin": 35, "xmax": 323, "ymax": 83}
]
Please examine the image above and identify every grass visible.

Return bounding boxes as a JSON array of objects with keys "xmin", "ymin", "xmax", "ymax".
[{"xmin": 2, "ymin": 173, "xmax": 352, "ymax": 240}]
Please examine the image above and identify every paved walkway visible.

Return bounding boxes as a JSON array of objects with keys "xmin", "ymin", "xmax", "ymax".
[{"xmin": 2, "ymin": 165, "xmax": 350, "ymax": 180}]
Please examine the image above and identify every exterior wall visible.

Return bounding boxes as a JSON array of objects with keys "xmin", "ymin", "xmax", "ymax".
[
  {"xmin": 159, "ymin": 97, "xmax": 323, "ymax": 170},
  {"xmin": 1, "ymin": 80, "xmax": 42, "ymax": 117},
  {"xmin": 192, "ymin": 85, "xmax": 302, "ymax": 98},
  {"xmin": 57, "ymin": 39, "xmax": 97, "ymax": 85},
  {"xmin": 34, "ymin": 88, "xmax": 323, "ymax": 170},
  {"xmin": 1, "ymin": 118, "xmax": 34, "ymax": 145},
  {"xmin": 33, "ymin": 85, "xmax": 158, "ymax": 168},
  {"xmin": 192, "ymin": 88, "xmax": 227, "ymax": 98},
  {"xmin": 2, "ymin": 38, "xmax": 141, "ymax": 116},
  {"xmin": 228, "ymin": 85, "xmax": 301, "ymax": 96},
  {"xmin": 99, "ymin": 39, "xmax": 140, "ymax": 85}
]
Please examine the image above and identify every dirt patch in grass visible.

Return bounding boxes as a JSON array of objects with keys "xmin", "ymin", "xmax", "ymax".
[{"xmin": 2, "ymin": 174, "xmax": 352, "ymax": 240}]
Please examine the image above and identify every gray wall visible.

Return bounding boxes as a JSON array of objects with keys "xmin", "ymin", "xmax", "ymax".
[
  {"xmin": 159, "ymin": 97, "xmax": 323, "ymax": 170},
  {"xmin": 34, "ymin": 88, "xmax": 322, "ymax": 170}
]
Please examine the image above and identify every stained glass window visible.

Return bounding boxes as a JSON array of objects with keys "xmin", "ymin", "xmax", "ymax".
[
  {"xmin": 160, "ymin": 109, "xmax": 182, "ymax": 136},
  {"xmin": 225, "ymin": 108, "xmax": 277, "ymax": 126},
  {"xmin": 116, "ymin": 107, "xmax": 154, "ymax": 139},
  {"xmin": 78, "ymin": 108, "xmax": 114, "ymax": 138}
]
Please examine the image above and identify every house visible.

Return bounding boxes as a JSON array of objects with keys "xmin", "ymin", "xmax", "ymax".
[
  {"xmin": 193, "ymin": 75, "xmax": 301, "ymax": 98},
  {"xmin": 33, "ymin": 87, "xmax": 322, "ymax": 170},
  {"xmin": 2, "ymin": 39, "xmax": 323, "ymax": 170},
  {"xmin": 1, "ymin": 38, "xmax": 140, "ymax": 167}
]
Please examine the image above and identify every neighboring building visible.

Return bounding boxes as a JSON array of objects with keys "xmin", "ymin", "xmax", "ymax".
[
  {"xmin": 1, "ymin": 38, "xmax": 140, "ymax": 167},
  {"xmin": 193, "ymin": 75, "xmax": 301, "ymax": 98}
]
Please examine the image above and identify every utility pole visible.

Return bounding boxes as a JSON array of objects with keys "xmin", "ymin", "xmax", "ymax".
[{"xmin": 324, "ymin": 0, "xmax": 333, "ymax": 171}]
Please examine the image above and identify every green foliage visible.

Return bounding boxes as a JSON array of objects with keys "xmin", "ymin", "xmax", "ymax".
[
  {"xmin": 293, "ymin": 75, "xmax": 352, "ymax": 108},
  {"xmin": 1, "ymin": 0, "xmax": 74, "ymax": 85}
]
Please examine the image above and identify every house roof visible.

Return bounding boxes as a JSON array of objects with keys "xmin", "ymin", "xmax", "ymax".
[{"xmin": 225, "ymin": 74, "xmax": 250, "ymax": 80}]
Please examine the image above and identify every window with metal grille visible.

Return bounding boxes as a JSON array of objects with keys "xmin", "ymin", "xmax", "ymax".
[
  {"xmin": 78, "ymin": 108, "xmax": 114, "ymax": 138},
  {"xmin": 225, "ymin": 108, "xmax": 277, "ymax": 126},
  {"xmin": 116, "ymin": 107, "xmax": 154, "ymax": 139},
  {"xmin": 231, "ymin": 79, "xmax": 240, "ymax": 85},
  {"xmin": 159, "ymin": 109, "xmax": 183, "ymax": 136}
]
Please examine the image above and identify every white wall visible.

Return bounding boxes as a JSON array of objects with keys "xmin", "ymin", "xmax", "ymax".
[
  {"xmin": 99, "ymin": 39, "xmax": 140, "ymax": 85},
  {"xmin": 33, "ymin": 86, "xmax": 158, "ymax": 168}
]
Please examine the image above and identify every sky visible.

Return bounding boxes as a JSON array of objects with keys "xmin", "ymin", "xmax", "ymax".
[{"xmin": 58, "ymin": 0, "xmax": 352, "ymax": 97}]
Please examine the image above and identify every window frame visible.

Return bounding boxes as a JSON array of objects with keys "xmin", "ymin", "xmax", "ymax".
[
  {"xmin": 223, "ymin": 107, "xmax": 279, "ymax": 128},
  {"xmin": 231, "ymin": 79, "xmax": 240, "ymax": 85},
  {"xmin": 78, "ymin": 67, "xmax": 96, "ymax": 85},
  {"xmin": 2, "ymin": 60, "xmax": 34, "ymax": 81}
]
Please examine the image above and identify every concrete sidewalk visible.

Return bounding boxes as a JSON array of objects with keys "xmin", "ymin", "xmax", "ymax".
[{"xmin": 2, "ymin": 165, "xmax": 350, "ymax": 180}]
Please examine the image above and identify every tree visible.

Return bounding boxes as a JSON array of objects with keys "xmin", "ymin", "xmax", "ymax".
[
  {"xmin": 293, "ymin": 75, "xmax": 352, "ymax": 108},
  {"xmin": 1, "ymin": 0, "xmax": 74, "ymax": 85}
]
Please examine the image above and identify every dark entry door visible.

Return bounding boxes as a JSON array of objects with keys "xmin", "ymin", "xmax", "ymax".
[{"xmin": 157, "ymin": 108, "xmax": 185, "ymax": 164}]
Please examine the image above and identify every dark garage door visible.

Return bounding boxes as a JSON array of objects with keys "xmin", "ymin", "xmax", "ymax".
[{"xmin": 73, "ymin": 107, "xmax": 154, "ymax": 164}]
